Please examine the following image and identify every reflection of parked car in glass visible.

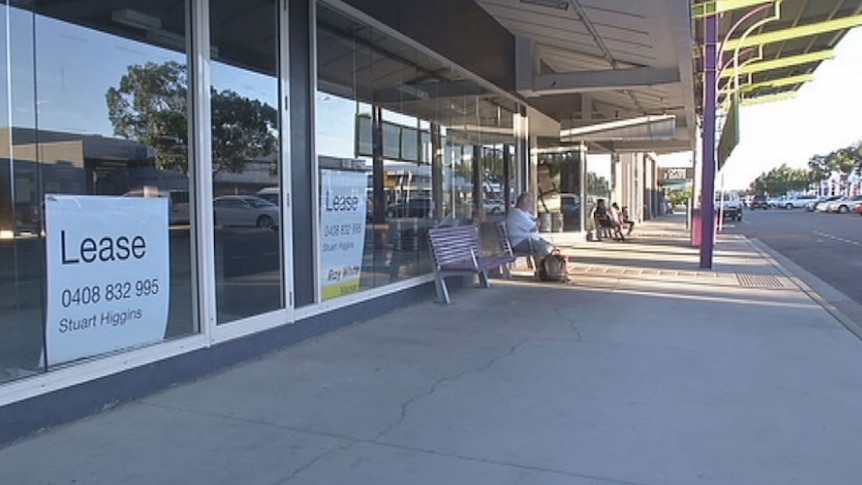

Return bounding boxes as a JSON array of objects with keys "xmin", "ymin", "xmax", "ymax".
[
  {"xmin": 386, "ymin": 198, "xmax": 434, "ymax": 218},
  {"xmin": 255, "ymin": 187, "xmax": 280, "ymax": 205},
  {"xmin": 561, "ymin": 194, "xmax": 580, "ymax": 231},
  {"xmin": 122, "ymin": 188, "xmax": 190, "ymax": 226},
  {"xmin": 483, "ymin": 198, "xmax": 506, "ymax": 214},
  {"xmin": 214, "ymin": 195, "xmax": 280, "ymax": 229}
]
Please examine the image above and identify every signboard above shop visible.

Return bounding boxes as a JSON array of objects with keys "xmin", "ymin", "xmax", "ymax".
[{"xmin": 658, "ymin": 167, "xmax": 694, "ymax": 184}]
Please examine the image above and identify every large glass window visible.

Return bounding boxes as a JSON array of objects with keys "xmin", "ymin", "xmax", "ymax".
[
  {"xmin": 536, "ymin": 147, "xmax": 585, "ymax": 233},
  {"xmin": 210, "ymin": 0, "xmax": 284, "ymax": 324},
  {"xmin": 314, "ymin": 3, "xmax": 518, "ymax": 302},
  {"xmin": 1, "ymin": 1, "xmax": 197, "ymax": 384},
  {"xmin": 587, "ymin": 153, "xmax": 613, "ymax": 231}
]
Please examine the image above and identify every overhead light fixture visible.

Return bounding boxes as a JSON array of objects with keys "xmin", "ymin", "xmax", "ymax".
[
  {"xmin": 520, "ymin": 0, "xmax": 569, "ymax": 10},
  {"xmin": 145, "ymin": 30, "xmax": 219, "ymax": 58},
  {"xmin": 396, "ymin": 84, "xmax": 429, "ymax": 100},
  {"xmin": 112, "ymin": 9, "xmax": 162, "ymax": 30},
  {"xmin": 317, "ymin": 79, "xmax": 355, "ymax": 99}
]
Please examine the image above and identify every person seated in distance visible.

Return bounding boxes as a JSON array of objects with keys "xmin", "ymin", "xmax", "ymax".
[
  {"xmin": 619, "ymin": 204, "xmax": 635, "ymax": 236},
  {"xmin": 506, "ymin": 192, "xmax": 555, "ymax": 267},
  {"xmin": 592, "ymin": 198, "xmax": 625, "ymax": 241}
]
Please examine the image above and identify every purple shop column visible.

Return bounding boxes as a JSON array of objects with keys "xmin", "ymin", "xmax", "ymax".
[{"xmin": 699, "ymin": 13, "xmax": 719, "ymax": 269}]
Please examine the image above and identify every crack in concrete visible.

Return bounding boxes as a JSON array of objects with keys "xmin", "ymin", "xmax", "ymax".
[
  {"xmin": 374, "ymin": 337, "xmax": 532, "ymax": 441},
  {"xmin": 277, "ymin": 440, "xmax": 357, "ymax": 484},
  {"xmin": 555, "ymin": 306, "xmax": 582, "ymax": 341},
  {"xmin": 553, "ymin": 274, "xmax": 622, "ymax": 340}
]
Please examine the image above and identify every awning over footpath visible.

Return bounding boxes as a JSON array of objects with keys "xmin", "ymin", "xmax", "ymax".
[{"xmin": 693, "ymin": 0, "xmax": 862, "ymax": 166}]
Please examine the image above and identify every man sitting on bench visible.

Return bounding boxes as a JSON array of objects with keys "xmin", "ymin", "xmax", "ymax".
[{"xmin": 506, "ymin": 192, "xmax": 554, "ymax": 267}]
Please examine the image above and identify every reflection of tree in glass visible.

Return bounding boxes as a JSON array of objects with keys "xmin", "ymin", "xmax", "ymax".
[
  {"xmin": 106, "ymin": 61, "xmax": 278, "ymax": 174},
  {"xmin": 587, "ymin": 172, "xmax": 610, "ymax": 197}
]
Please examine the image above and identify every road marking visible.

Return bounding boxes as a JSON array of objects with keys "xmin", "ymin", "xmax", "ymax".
[{"xmin": 813, "ymin": 231, "xmax": 862, "ymax": 247}]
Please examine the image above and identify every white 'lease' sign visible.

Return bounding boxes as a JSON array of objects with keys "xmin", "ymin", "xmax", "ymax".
[
  {"xmin": 45, "ymin": 195, "xmax": 170, "ymax": 365},
  {"xmin": 319, "ymin": 169, "xmax": 367, "ymax": 300}
]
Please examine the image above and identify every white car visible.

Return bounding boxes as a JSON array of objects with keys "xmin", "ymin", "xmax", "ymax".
[
  {"xmin": 214, "ymin": 195, "xmax": 280, "ymax": 229},
  {"xmin": 780, "ymin": 194, "xmax": 818, "ymax": 209},
  {"xmin": 767, "ymin": 196, "xmax": 786, "ymax": 208},
  {"xmin": 122, "ymin": 188, "xmax": 190, "ymax": 226},
  {"xmin": 826, "ymin": 196, "xmax": 862, "ymax": 214},
  {"xmin": 814, "ymin": 195, "xmax": 841, "ymax": 212}
]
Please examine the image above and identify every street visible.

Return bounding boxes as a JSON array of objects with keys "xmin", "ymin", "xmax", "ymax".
[{"xmin": 722, "ymin": 207, "xmax": 862, "ymax": 306}]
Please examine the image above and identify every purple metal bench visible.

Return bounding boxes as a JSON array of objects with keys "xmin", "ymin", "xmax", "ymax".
[
  {"xmin": 427, "ymin": 224, "xmax": 516, "ymax": 304},
  {"xmin": 495, "ymin": 221, "xmax": 537, "ymax": 276}
]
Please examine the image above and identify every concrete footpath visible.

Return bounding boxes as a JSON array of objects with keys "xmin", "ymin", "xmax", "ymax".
[{"xmin": 4, "ymin": 215, "xmax": 862, "ymax": 484}]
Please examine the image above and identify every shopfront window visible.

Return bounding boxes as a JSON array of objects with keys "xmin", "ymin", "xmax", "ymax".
[
  {"xmin": 210, "ymin": 0, "xmax": 284, "ymax": 324},
  {"xmin": 587, "ymin": 154, "xmax": 613, "ymax": 231},
  {"xmin": 1, "ymin": 1, "xmax": 197, "ymax": 383},
  {"xmin": 536, "ymin": 147, "xmax": 584, "ymax": 233},
  {"xmin": 314, "ymin": 3, "xmax": 518, "ymax": 302}
]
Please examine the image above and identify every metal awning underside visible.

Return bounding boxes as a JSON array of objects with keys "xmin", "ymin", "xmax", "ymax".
[
  {"xmin": 475, "ymin": 0, "xmax": 697, "ymax": 154},
  {"xmin": 695, "ymin": 0, "xmax": 862, "ymax": 108}
]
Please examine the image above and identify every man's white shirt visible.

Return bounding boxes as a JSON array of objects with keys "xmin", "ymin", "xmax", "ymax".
[{"xmin": 506, "ymin": 208, "xmax": 539, "ymax": 246}]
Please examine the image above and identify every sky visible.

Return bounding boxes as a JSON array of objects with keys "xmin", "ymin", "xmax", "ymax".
[{"xmin": 661, "ymin": 27, "xmax": 862, "ymax": 191}]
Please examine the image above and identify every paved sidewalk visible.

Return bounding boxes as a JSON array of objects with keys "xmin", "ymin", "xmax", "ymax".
[{"xmin": 3, "ymin": 216, "xmax": 862, "ymax": 484}]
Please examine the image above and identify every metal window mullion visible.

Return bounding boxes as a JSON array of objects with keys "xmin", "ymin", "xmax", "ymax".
[
  {"xmin": 308, "ymin": 0, "xmax": 320, "ymax": 305},
  {"xmin": 189, "ymin": 0, "xmax": 216, "ymax": 342},
  {"xmin": 278, "ymin": 0, "xmax": 295, "ymax": 312}
]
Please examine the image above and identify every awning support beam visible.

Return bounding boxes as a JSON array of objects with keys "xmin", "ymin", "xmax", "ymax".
[
  {"xmin": 720, "ymin": 73, "xmax": 814, "ymax": 94},
  {"xmin": 723, "ymin": 14, "xmax": 862, "ymax": 50},
  {"xmin": 719, "ymin": 49, "xmax": 835, "ymax": 77},
  {"xmin": 693, "ymin": 0, "xmax": 774, "ymax": 19},
  {"xmin": 527, "ymin": 67, "xmax": 681, "ymax": 96}
]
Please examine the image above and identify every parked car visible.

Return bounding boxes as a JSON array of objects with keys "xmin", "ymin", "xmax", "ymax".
[
  {"xmin": 806, "ymin": 197, "xmax": 826, "ymax": 212},
  {"xmin": 122, "ymin": 188, "xmax": 190, "ymax": 226},
  {"xmin": 767, "ymin": 195, "xmax": 786, "ymax": 208},
  {"xmin": 749, "ymin": 194, "xmax": 769, "ymax": 210},
  {"xmin": 826, "ymin": 195, "xmax": 862, "ymax": 213},
  {"xmin": 781, "ymin": 194, "xmax": 818, "ymax": 209},
  {"xmin": 813, "ymin": 195, "xmax": 841, "ymax": 212},
  {"xmin": 715, "ymin": 192, "xmax": 743, "ymax": 221},
  {"xmin": 214, "ymin": 195, "xmax": 280, "ymax": 229}
]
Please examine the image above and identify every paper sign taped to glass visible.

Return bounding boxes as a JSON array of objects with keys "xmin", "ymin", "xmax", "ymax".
[
  {"xmin": 319, "ymin": 169, "xmax": 368, "ymax": 300},
  {"xmin": 44, "ymin": 195, "xmax": 171, "ymax": 365}
]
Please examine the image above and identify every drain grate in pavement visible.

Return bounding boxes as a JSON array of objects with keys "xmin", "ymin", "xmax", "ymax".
[{"xmin": 736, "ymin": 273, "xmax": 785, "ymax": 288}]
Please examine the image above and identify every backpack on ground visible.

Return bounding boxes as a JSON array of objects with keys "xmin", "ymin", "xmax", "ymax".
[{"xmin": 539, "ymin": 254, "xmax": 569, "ymax": 282}]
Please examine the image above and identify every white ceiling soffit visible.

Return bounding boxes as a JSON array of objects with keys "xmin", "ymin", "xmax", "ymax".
[{"xmin": 476, "ymin": 0, "xmax": 696, "ymax": 150}]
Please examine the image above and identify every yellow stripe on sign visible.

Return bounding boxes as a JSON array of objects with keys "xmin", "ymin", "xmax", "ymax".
[{"xmin": 322, "ymin": 280, "xmax": 361, "ymax": 300}]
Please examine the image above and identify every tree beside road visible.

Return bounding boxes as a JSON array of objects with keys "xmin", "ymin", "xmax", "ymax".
[{"xmin": 747, "ymin": 141, "xmax": 862, "ymax": 196}]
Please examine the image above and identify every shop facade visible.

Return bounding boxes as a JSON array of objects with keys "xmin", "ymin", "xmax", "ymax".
[{"xmin": 1, "ymin": 0, "xmax": 690, "ymax": 442}]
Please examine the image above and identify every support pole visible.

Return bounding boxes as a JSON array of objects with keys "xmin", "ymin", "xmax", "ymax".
[
  {"xmin": 431, "ymin": 123, "xmax": 443, "ymax": 220},
  {"xmin": 700, "ymin": 14, "xmax": 719, "ymax": 269}
]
